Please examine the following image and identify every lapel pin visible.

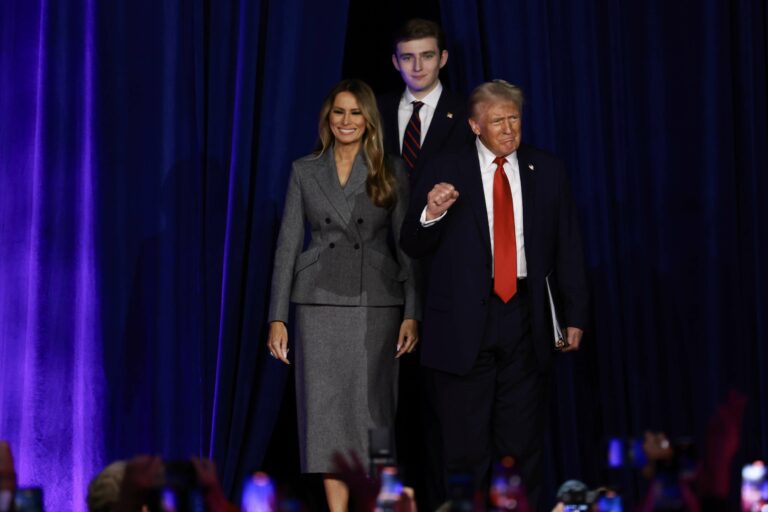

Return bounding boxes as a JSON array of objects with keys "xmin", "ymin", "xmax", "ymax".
[
  {"xmin": 447, "ymin": 112, "xmax": 454, "ymax": 119},
  {"xmin": 528, "ymin": 163, "xmax": 535, "ymax": 171}
]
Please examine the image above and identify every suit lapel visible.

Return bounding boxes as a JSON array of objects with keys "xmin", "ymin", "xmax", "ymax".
[
  {"xmin": 516, "ymin": 145, "xmax": 536, "ymax": 255},
  {"xmin": 344, "ymin": 152, "xmax": 368, "ymax": 198},
  {"xmin": 420, "ymin": 91, "xmax": 456, "ymax": 162},
  {"xmin": 313, "ymin": 149, "xmax": 353, "ymax": 225},
  {"xmin": 459, "ymin": 144, "xmax": 535, "ymax": 262},
  {"xmin": 457, "ymin": 146, "xmax": 492, "ymax": 258}
]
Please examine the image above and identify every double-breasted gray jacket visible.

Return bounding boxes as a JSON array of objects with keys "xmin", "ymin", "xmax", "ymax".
[{"xmin": 268, "ymin": 149, "xmax": 421, "ymax": 323}]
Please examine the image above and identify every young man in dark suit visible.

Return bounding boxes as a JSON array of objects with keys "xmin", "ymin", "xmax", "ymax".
[
  {"xmin": 378, "ymin": 19, "xmax": 473, "ymax": 511},
  {"xmin": 378, "ymin": 19, "xmax": 473, "ymax": 186}
]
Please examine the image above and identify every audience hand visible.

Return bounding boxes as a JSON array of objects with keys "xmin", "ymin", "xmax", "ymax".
[
  {"xmin": 397, "ymin": 486, "xmax": 418, "ymax": 512},
  {"xmin": 700, "ymin": 389, "xmax": 747, "ymax": 498},
  {"xmin": 0, "ymin": 441, "xmax": 15, "ymax": 512},
  {"xmin": 191, "ymin": 458, "xmax": 238, "ymax": 512}
]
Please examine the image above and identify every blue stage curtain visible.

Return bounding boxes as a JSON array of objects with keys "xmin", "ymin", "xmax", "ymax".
[
  {"xmin": 0, "ymin": 0, "xmax": 349, "ymax": 508},
  {"xmin": 441, "ymin": 0, "xmax": 768, "ymax": 505}
]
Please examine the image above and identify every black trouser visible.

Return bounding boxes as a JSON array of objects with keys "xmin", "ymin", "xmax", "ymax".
[
  {"xmin": 432, "ymin": 284, "xmax": 545, "ymax": 508},
  {"xmin": 395, "ymin": 343, "xmax": 446, "ymax": 512}
]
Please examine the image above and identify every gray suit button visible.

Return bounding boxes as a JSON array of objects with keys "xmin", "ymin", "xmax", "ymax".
[
  {"xmin": 354, "ymin": 243, "xmax": 360, "ymax": 249},
  {"xmin": 325, "ymin": 218, "xmax": 331, "ymax": 224},
  {"xmin": 357, "ymin": 218, "xmax": 363, "ymax": 224},
  {"xmin": 329, "ymin": 243, "xmax": 335, "ymax": 249}
]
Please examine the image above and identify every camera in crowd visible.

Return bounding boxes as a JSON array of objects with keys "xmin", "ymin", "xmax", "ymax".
[{"xmin": 369, "ymin": 427, "xmax": 397, "ymax": 478}]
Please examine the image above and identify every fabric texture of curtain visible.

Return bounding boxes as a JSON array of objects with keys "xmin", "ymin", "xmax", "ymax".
[
  {"xmin": 3, "ymin": 0, "xmax": 767, "ymax": 509},
  {"xmin": 0, "ymin": 0, "xmax": 349, "ymax": 509}
]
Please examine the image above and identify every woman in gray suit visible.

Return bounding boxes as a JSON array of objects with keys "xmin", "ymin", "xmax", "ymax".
[{"xmin": 266, "ymin": 79, "xmax": 420, "ymax": 511}]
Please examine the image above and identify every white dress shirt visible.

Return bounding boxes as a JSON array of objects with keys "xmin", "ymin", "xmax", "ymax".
[
  {"xmin": 420, "ymin": 138, "xmax": 527, "ymax": 278},
  {"xmin": 397, "ymin": 81, "xmax": 443, "ymax": 152},
  {"xmin": 476, "ymin": 138, "xmax": 527, "ymax": 278}
]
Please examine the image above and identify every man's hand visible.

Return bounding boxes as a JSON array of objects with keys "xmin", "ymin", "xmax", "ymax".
[
  {"xmin": 426, "ymin": 182, "xmax": 459, "ymax": 220},
  {"xmin": 561, "ymin": 327, "xmax": 583, "ymax": 352}
]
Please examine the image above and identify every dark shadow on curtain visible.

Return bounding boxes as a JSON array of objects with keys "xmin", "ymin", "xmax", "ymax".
[{"xmin": 95, "ymin": 0, "xmax": 352, "ymax": 499}]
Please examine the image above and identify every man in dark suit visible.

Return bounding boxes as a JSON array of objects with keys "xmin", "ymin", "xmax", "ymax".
[
  {"xmin": 378, "ymin": 18, "xmax": 472, "ymax": 186},
  {"xmin": 378, "ymin": 19, "xmax": 473, "ymax": 511},
  {"xmin": 400, "ymin": 80, "xmax": 589, "ymax": 508}
]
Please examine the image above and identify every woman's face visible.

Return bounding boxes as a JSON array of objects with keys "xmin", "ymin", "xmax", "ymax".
[{"xmin": 329, "ymin": 91, "xmax": 366, "ymax": 146}]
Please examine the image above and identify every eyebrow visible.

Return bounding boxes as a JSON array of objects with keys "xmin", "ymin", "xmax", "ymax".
[
  {"xmin": 398, "ymin": 50, "xmax": 437, "ymax": 58},
  {"xmin": 490, "ymin": 114, "xmax": 519, "ymax": 121}
]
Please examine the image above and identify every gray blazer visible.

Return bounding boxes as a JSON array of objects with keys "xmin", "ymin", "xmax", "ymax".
[{"xmin": 268, "ymin": 149, "xmax": 420, "ymax": 323}]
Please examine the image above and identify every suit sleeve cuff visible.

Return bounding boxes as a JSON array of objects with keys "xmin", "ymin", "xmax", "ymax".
[{"xmin": 420, "ymin": 207, "xmax": 447, "ymax": 227}]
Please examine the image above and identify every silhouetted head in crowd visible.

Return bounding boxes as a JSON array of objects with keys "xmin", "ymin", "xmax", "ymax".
[{"xmin": 87, "ymin": 460, "xmax": 127, "ymax": 512}]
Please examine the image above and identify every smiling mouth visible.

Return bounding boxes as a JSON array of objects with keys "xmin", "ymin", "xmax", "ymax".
[{"xmin": 337, "ymin": 128, "xmax": 357, "ymax": 134}]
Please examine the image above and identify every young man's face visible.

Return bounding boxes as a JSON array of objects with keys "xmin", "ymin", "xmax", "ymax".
[{"xmin": 392, "ymin": 37, "xmax": 448, "ymax": 98}]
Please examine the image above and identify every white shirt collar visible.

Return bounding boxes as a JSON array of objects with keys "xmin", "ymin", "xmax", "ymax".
[
  {"xmin": 476, "ymin": 138, "xmax": 516, "ymax": 172},
  {"xmin": 403, "ymin": 81, "xmax": 443, "ymax": 110}
]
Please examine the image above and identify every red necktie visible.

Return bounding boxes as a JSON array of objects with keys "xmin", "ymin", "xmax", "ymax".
[
  {"xmin": 493, "ymin": 156, "xmax": 517, "ymax": 302},
  {"xmin": 402, "ymin": 101, "xmax": 424, "ymax": 173}
]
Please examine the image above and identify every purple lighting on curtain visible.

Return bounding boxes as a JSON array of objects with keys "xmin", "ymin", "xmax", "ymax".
[
  {"xmin": 0, "ymin": 1, "xmax": 104, "ymax": 510},
  {"xmin": 16, "ymin": 0, "xmax": 47, "ymax": 490},
  {"xmin": 71, "ymin": 0, "xmax": 104, "ymax": 510},
  {"xmin": 209, "ymin": 0, "xmax": 251, "ymax": 459}
]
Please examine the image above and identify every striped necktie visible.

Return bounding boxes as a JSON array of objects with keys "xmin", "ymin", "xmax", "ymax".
[{"xmin": 402, "ymin": 100, "xmax": 424, "ymax": 173}]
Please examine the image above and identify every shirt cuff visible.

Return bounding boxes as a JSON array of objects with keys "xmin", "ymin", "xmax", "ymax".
[{"xmin": 420, "ymin": 207, "xmax": 447, "ymax": 227}]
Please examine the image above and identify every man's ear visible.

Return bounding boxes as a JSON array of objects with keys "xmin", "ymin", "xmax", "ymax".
[
  {"xmin": 392, "ymin": 54, "xmax": 401, "ymax": 71},
  {"xmin": 439, "ymin": 49, "xmax": 449, "ymax": 69},
  {"xmin": 468, "ymin": 117, "xmax": 481, "ymax": 136}
]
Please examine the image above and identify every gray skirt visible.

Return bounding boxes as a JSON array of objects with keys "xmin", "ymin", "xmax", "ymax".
[{"xmin": 295, "ymin": 304, "xmax": 400, "ymax": 473}]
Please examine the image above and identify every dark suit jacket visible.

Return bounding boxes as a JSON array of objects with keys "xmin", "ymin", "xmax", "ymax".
[
  {"xmin": 400, "ymin": 143, "xmax": 589, "ymax": 375},
  {"xmin": 378, "ymin": 88, "xmax": 474, "ymax": 187}
]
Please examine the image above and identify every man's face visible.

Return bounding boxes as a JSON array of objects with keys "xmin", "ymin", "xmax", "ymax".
[
  {"xmin": 468, "ymin": 100, "xmax": 522, "ymax": 157},
  {"xmin": 392, "ymin": 37, "xmax": 448, "ymax": 97}
]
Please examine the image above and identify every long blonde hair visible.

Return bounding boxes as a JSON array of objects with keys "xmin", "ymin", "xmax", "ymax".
[{"xmin": 316, "ymin": 79, "xmax": 396, "ymax": 209}]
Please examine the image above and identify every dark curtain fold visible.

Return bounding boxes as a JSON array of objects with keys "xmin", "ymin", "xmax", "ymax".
[
  {"xmin": 97, "ymin": 0, "xmax": 352, "ymax": 499},
  {"xmin": 1, "ymin": 0, "xmax": 349, "ymax": 508},
  {"xmin": 440, "ymin": 0, "xmax": 768, "ymax": 505}
]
